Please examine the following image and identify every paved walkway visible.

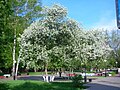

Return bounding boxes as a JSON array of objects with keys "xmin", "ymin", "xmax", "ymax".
[{"xmin": 85, "ymin": 76, "xmax": 120, "ymax": 90}]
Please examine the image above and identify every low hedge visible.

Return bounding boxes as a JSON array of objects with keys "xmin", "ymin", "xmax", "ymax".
[{"xmin": 0, "ymin": 72, "xmax": 4, "ymax": 76}]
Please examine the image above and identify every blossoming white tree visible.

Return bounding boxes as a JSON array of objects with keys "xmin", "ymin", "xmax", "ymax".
[
  {"xmin": 18, "ymin": 4, "xmax": 112, "ymax": 82},
  {"xmin": 18, "ymin": 4, "xmax": 81, "ymax": 81}
]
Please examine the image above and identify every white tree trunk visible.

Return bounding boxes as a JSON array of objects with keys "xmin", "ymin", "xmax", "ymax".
[
  {"xmin": 12, "ymin": 29, "xmax": 16, "ymax": 80},
  {"xmin": 43, "ymin": 76, "xmax": 48, "ymax": 82},
  {"xmin": 45, "ymin": 76, "xmax": 49, "ymax": 82},
  {"xmin": 15, "ymin": 57, "xmax": 20, "ymax": 79},
  {"xmin": 44, "ymin": 63, "xmax": 49, "ymax": 82},
  {"xmin": 34, "ymin": 67, "xmax": 37, "ymax": 72},
  {"xmin": 50, "ymin": 75, "xmax": 55, "ymax": 82}
]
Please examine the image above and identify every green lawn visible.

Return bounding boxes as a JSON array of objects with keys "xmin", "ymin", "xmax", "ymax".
[
  {"xmin": 0, "ymin": 80, "xmax": 86, "ymax": 90},
  {"xmin": 87, "ymin": 76, "xmax": 105, "ymax": 79},
  {"xmin": 28, "ymin": 72, "xmax": 45, "ymax": 75},
  {"xmin": 21, "ymin": 72, "xmax": 52, "ymax": 75}
]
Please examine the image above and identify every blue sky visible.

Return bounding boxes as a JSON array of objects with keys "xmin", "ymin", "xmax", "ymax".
[{"xmin": 43, "ymin": 0, "xmax": 117, "ymax": 30}]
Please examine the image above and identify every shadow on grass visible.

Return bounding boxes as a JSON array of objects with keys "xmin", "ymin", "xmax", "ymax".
[
  {"xmin": 51, "ymin": 82, "xmax": 87, "ymax": 90},
  {"xmin": 0, "ymin": 81, "xmax": 87, "ymax": 90},
  {"xmin": 0, "ymin": 82, "xmax": 10, "ymax": 90},
  {"xmin": 12, "ymin": 82, "xmax": 53, "ymax": 90}
]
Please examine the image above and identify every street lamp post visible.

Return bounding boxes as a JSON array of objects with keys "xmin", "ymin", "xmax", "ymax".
[
  {"xmin": 81, "ymin": 62, "xmax": 87, "ymax": 83},
  {"xmin": 116, "ymin": 61, "xmax": 118, "ymax": 74},
  {"xmin": 116, "ymin": 0, "xmax": 120, "ymax": 29},
  {"xmin": 84, "ymin": 64, "xmax": 87, "ymax": 83},
  {"xmin": 116, "ymin": 61, "xmax": 118, "ymax": 68}
]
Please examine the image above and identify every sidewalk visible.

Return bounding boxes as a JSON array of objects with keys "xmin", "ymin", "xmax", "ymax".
[{"xmin": 85, "ymin": 76, "xmax": 120, "ymax": 90}]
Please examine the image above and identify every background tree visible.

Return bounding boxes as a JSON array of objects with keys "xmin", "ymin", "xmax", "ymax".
[
  {"xmin": 18, "ymin": 4, "xmax": 113, "ymax": 83},
  {"xmin": 19, "ymin": 4, "xmax": 83, "ymax": 80},
  {"xmin": 0, "ymin": 0, "xmax": 42, "ymax": 80},
  {"xmin": 85, "ymin": 30, "xmax": 112, "ymax": 71},
  {"xmin": 106, "ymin": 29, "xmax": 120, "ymax": 67},
  {"xmin": 11, "ymin": 0, "xmax": 42, "ymax": 80},
  {"xmin": 0, "ymin": 0, "xmax": 14, "ymax": 72},
  {"xmin": 73, "ymin": 29, "xmax": 112, "ymax": 82}
]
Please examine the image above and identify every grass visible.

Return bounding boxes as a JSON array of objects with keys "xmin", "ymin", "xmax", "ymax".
[
  {"xmin": 21, "ymin": 72, "xmax": 53, "ymax": 75},
  {"xmin": 28, "ymin": 72, "xmax": 45, "ymax": 75},
  {"xmin": 87, "ymin": 76, "xmax": 105, "ymax": 79},
  {"xmin": 0, "ymin": 80, "xmax": 87, "ymax": 90}
]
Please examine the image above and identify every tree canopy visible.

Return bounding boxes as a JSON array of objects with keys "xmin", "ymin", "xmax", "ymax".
[{"xmin": 19, "ymin": 4, "xmax": 112, "ymax": 75}]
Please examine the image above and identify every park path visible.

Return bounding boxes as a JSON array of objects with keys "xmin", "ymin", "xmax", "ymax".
[{"xmin": 85, "ymin": 76, "xmax": 120, "ymax": 90}]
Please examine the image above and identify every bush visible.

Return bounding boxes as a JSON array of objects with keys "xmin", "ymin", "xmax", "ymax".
[
  {"xmin": 72, "ymin": 74, "xmax": 83, "ymax": 87},
  {"xmin": 109, "ymin": 71, "xmax": 116, "ymax": 76},
  {"xmin": 0, "ymin": 72, "xmax": 4, "ymax": 76}
]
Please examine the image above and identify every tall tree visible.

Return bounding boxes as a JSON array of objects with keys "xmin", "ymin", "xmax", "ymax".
[
  {"xmin": 106, "ymin": 29, "xmax": 120, "ymax": 67},
  {"xmin": 73, "ymin": 29, "xmax": 112, "ymax": 82},
  {"xmin": 19, "ymin": 4, "xmax": 81, "ymax": 81},
  {"xmin": 0, "ymin": 0, "xmax": 43, "ymax": 78},
  {"xmin": 11, "ymin": 0, "xmax": 42, "ymax": 80},
  {"xmin": 0, "ymin": 0, "xmax": 14, "ymax": 72}
]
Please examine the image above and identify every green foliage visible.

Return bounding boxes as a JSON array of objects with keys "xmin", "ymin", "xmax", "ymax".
[
  {"xmin": 0, "ymin": 72, "xmax": 4, "ymax": 76},
  {"xmin": 19, "ymin": 4, "xmax": 77, "ymax": 71},
  {"xmin": 109, "ymin": 71, "xmax": 116, "ymax": 76},
  {"xmin": 19, "ymin": 4, "xmax": 112, "ymax": 74},
  {"xmin": 105, "ymin": 30, "xmax": 120, "ymax": 68},
  {"xmin": 72, "ymin": 74, "xmax": 83, "ymax": 87},
  {"xmin": 12, "ymin": 0, "xmax": 42, "ymax": 26},
  {"xmin": 0, "ymin": 0, "xmax": 14, "ymax": 69},
  {"xmin": 0, "ymin": 0, "xmax": 42, "ymax": 73}
]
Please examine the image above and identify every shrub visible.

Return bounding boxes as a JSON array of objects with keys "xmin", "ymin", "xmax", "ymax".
[
  {"xmin": 72, "ymin": 74, "xmax": 83, "ymax": 87},
  {"xmin": 0, "ymin": 72, "xmax": 4, "ymax": 76},
  {"xmin": 109, "ymin": 71, "xmax": 116, "ymax": 76}
]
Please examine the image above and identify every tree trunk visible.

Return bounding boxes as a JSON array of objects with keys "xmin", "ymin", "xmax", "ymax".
[
  {"xmin": 15, "ymin": 57, "xmax": 20, "ymax": 80},
  {"xmin": 12, "ymin": 29, "xmax": 16, "ymax": 80},
  {"xmin": 59, "ymin": 68, "xmax": 62, "ymax": 77},
  {"xmin": 34, "ymin": 67, "xmax": 37, "ymax": 72},
  {"xmin": 71, "ymin": 68, "xmax": 73, "ymax": 74},
  {"xmin": 45, "ymin": 63, "xmax": 48, "ymax": 75},
  {"xmin": 44, "ymin": 63, "xmax": 48, "ymax": 82}
]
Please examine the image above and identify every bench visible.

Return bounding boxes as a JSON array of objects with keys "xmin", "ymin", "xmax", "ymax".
[
  {"xmin": 4, "ymin": 74, "xmax": 11, "ymax": 78},
  {"xmin": 0, "ymin": 76, "xmax": 5, "ymax": 79},
  {"xmin": 66, "ymin": 74, "xmax": 76, "ymax": 77}
]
